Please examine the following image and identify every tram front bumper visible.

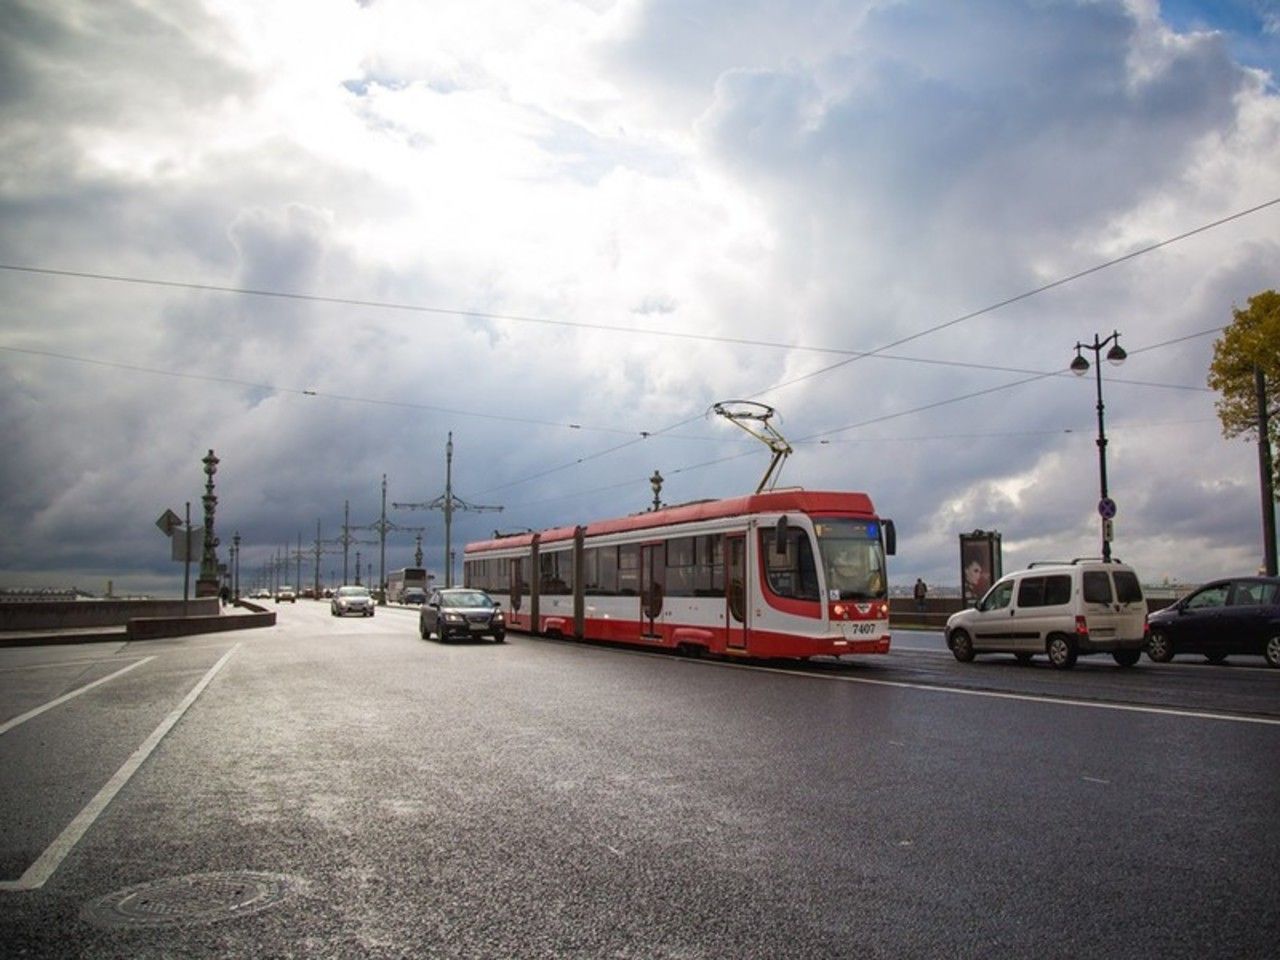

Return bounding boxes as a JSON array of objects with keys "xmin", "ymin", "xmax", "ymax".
[{"xmin": 832, "ymin": 622, "xmax": 891, "ymax": 655}]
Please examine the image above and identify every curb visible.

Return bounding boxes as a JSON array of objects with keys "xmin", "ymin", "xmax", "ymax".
[{"xmin": 0, "ymin": 603, "xmax": 276, "ymax": 648}]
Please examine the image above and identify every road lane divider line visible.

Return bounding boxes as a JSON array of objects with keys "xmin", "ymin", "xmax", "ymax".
[
  {"xmin": 682, "ymin": 658, "xmax": 1280, "ymax": 727},
  {"xmin": 0, "ymin": 644, "xmax": 239, "ymax": 892},
  {"xmin": 0, "ymin": 657, "xmax": 156, "ymax": 736}
]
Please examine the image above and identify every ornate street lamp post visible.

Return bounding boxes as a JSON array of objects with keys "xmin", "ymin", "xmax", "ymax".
[
  {"xmin": 196, "ymin": 449, "xmax": 221, "ymax": 597},
  {"xmin": 1071, "ymin": 331, "xmax": 1126, "ymax": 562},
  {"xmin": 650, "ymin": 470, "xmax": 664, "ymax": 512},
  {"xmin": 232, "ymin": 531, "xmax": 241, "ymax": 600}
]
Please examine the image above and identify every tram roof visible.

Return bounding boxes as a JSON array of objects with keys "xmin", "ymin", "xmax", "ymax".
[{"xmin": 465, "ymin": 489, "xmax": 878, "ymax": 553}]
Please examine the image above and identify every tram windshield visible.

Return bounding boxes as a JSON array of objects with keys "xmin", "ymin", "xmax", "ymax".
[{"xmin": 813, "ymin": 518, "xmax": 887, "ymax": 600}]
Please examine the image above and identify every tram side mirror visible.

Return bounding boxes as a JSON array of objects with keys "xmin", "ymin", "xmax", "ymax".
[
  {"xmin": 883, "ymin": 519, "xmax": 897, "ymax": 556},
  {"xmin": 775, "ymin": 515, "xmax": 789, "ymax": 554}
]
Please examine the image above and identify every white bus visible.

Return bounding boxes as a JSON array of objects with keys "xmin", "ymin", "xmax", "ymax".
[{"xmin": 386, "ymin": 567, "xmax": 429, "ymax": 603}]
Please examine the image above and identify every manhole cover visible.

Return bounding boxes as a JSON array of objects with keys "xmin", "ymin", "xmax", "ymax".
[{"xmin": 82, "ymin": 871, "xmax": 299, "ymax": 929}]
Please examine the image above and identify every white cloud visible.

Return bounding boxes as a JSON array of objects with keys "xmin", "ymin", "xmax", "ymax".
[{"xmin": 1, "ymin": 0, "xmax": 1277, "ymax": 594}]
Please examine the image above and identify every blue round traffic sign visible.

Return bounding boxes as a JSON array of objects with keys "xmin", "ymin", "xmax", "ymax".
[{"xmin": 1098, "ymin": 497, "xmax": 1117, "ymax": 519}]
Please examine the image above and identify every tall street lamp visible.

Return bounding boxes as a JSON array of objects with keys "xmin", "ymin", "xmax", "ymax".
[
  {"xmin": 650, "ymin": 470, "xmax": 664, "ymax": 512},
  {"xmin": 1071, "ymin": 330, "xmax": 1126, "ymax": 561}
]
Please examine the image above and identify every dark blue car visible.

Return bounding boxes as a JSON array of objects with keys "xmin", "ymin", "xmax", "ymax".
[{"xmin": 1146, "ymin": 577, "xmax": 1280, "ymax": 667}]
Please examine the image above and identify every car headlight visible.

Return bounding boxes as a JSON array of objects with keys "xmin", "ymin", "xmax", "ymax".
[
  {"xmin": 492, "ymin": 609, "xmax": 505, "ymax": 621},
  {"xmin": 443, "ymin": 612, "xmax": 464, "ymax": 623}
]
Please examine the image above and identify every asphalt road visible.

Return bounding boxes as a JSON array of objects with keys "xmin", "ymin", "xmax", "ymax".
[{"xmin": 1, "ymin": 604, "xmax": 1277, "ymax": 958}]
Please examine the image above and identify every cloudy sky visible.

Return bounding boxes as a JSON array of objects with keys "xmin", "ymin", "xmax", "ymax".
[{"xmin": 1, "ymin": 0, "xmax": 1278, "ymax": 597}]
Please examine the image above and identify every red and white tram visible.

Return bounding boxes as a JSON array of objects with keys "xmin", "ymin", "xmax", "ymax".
[{"xmin": 463, "ymin": 489, "xmax": 896, "ymax": 660}]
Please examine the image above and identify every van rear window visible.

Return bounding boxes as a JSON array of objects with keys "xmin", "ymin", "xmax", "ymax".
[
  {"xmin": 1082, "ymin": 571, "xmax": 1113, "ymax": 604},
  {"xmin": 1113, "ymin": 570, "xmax": 1144, "ymax": 603}
]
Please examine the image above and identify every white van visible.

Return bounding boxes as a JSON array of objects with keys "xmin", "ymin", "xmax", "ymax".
[{"xmin": 945, "ymin": 559, "xmax": 1147, "ymax": 669}]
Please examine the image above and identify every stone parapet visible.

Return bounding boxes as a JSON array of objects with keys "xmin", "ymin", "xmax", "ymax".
[{"xmin": 0, "ymin": 599, "xmax": 220, "ymax": 631}]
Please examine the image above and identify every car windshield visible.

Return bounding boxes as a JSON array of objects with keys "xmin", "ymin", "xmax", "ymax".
[
  {"xmin": 338, "ymin": 586, "xmax": 370, "ymax": 598},
  {"xmin": 812, "ymin": 518, "xmax": 887, "ymax": 600},
  {"xmin": 442, "ymin": 590, "xmax": 493, "ymax": 608}
]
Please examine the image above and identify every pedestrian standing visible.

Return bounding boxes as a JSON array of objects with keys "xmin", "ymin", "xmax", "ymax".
[{"xmin": 913, "ymin": 577, "xmax": 928, "ymax": 613}]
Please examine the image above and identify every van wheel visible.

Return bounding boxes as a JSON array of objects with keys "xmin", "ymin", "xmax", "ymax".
[
  {"xmin": 949, "ymin": 629, "xmax": 975, "ymax": 663},
  {"xmin": 1113, "ymin": 649, "xmax": 1141, "ymax": 667},
  {"xmin": 1047, "ymin": 634, "xmax": 1077, "ymax": 669},
  {"xmin": 1264, "ymin": 636, "xmax": 1279, "ymax": 668},
  {"xmin": 1146, "ymin": 630, "xmax": 1174, "ymax": 663}
]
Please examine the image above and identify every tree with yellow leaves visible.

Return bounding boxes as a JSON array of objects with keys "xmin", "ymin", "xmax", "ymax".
[{"xmin": 1208, "ymin": 289, "xmax": 1279, "ymax": 573}]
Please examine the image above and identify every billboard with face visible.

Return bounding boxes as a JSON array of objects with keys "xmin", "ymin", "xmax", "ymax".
[{"xmin": 960, "ymin": 530, "xmax": 1002, "ymax": 606}]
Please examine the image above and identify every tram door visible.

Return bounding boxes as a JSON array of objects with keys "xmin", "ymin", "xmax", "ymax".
[
  {"xmin": 509, "ymin": 557, "xmax": 524, "ymax": 626},
  {"xmin": 639, "ymin": 543, "xmax": 664, "ymax": 640},
  {"xmin": 726, "ymin": 534, "xmax": 748, "ymax": 650}
]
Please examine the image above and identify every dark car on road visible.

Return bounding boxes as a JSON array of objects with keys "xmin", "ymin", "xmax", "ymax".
[
  {"xmin": 1146, "ymin": 576, "xmax": 1280, "ymax": 667},
  {"xmin": 419, "ymin": 588, "xmax": 505, "ymax": 643}
]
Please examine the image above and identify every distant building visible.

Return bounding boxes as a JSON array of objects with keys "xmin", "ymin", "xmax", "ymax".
[{"xmin": 0, "ymin": 587, "xmax": 95, "ymax": 603}]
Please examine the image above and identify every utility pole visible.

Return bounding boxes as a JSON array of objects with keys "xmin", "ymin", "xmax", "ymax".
[
  {"xmin": 351, "ymin": 475, "xmax": 426, "ymax": 601},
  {"xmin": 1257, "ymin": 367, "xmax": 1277, "ymax": 576},
  {"xmin": 290, "ymin": 532, "xmax": 307, "ymax": 594},
  {"xmin": 307, "ymin": 519, "xmax": 343, "ymax": 596},
  {"xmin": 333, "ymin": 499, "xmax": 377, "ymax": 585},
  {"xmin": 394, "ymin": 432, "xmax": 503, "ymax": 587}
]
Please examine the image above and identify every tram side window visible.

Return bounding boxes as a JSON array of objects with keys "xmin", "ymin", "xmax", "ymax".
[
  {"xmin": 582, "ymin": 548, "xmax": 600, "ymax": 595},
  {"xmin": 618, "ymin": 544, "xmax": 640, "ymax": 596},
  {"xmin": 541, "ymin": 550, "xmax": 571, "ymax": 595},
  {"xmin": 478, "ymin": 559, "xmax": 492, "ymax": 591},
  {"xmin": 665, "ymin": 537, "xmax": 696, "ymax": 597},
  {"xmin": 472, "ymin": 558, "xmax": 508, "ymax": 593},
  {"xmin": 597, "ymin": 545, "xmax": 619, "ymax": 595},
  {"xmin": 760, "ymin": 528, "xmax": 820, "ymax": 602},
  {"xmin": 694, "ymin": 534, "xmax": 725, "ymax": 597}
]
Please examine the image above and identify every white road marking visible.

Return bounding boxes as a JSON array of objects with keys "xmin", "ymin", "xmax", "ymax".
[
  {"xmin": 0, "ymin": 645, "xmax": 239, "ymax": 892},
  {"xmin": 682, "ymin": 658, "xmax": 1280, "ymax": 727},
  {"xmin": 0, "ymin": 657, "xmax": 155, "ymax": 736}
]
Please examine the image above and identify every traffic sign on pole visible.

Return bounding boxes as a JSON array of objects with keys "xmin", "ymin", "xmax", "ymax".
[{"xmin": 156, "ymin": 508, "xmax": 182, "ymax": 536}]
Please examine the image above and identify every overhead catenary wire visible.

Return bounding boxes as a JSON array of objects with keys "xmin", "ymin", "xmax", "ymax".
[
  {"xmin": 1, "ymin": 200, "xmax": 1272, "ymax": 498},
  {"xmin": 480, "ymin": 189, "xmax": 1271, "ymax": 495},
  {"xmin": 2, "ymin": 198, "xmax": 1273, "ymax": 383},
  {"xmin": 495, "ymin": 326, "xmax": 1232, "ymax": 511}
]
